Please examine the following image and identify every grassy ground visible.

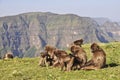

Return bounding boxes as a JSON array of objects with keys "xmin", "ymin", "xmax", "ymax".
[{"xmin": 0, "ymin": 42, "xmax": 120, "ymax": 80}]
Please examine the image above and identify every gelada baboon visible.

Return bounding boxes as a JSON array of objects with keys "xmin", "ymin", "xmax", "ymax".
[
  {"xmin": 45, "ymin": 45, "xmax": 74, "ymax": 71},
  {"xmin": 52, "ymin": 50, "xmax": 68, "ymax": 67},
  {"xmin": 53, "ymin": 50, "xmax": 74, "ymax": 71},
  {"xmin": 45, "ymin": 45, "xmax": 68, "ymax": 68},
  {"xmin": 44, "ymin": 45, "xmax": 56, "ymax": 59},
  {"xmin": 3, "ymin": 52, "xmax": 14, "ymax": 60},
  {"xmin": 44, "ymin": 46, "xmax": 65, "ymax": 67},
  {"xmin": 82, "ymin": 43, "xmax": 106, "ymax": 70},
  {"xmin": 38, "ymin": 52, "xmax": 53, "ymax": 67},
  {"xmin": 70, "ymin": 45, "xmax": 87, "ymax": 69}
]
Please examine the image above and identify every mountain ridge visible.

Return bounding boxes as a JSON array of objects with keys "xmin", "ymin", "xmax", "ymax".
[{"xmin": 0, "ymin": 12, "xmax": 119, "ymax": 58}]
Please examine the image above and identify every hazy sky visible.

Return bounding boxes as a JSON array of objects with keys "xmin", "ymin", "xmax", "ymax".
[{"xmin": 0, "ymin": 0, "xmax": 120, "ymax": 21}]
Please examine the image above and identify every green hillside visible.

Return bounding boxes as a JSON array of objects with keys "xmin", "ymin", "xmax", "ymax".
[{"xmin": 0, "ymin": 42, "xmax": 120, "ymax": 80}]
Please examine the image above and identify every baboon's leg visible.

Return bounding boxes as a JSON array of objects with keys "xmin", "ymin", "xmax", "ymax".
[{"xmin": 81, "ymin": 65, "xmax": 99, "ymax": 70}]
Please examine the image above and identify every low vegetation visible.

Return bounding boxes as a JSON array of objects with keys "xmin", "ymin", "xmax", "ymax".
[{"xmin": 0, "ymin": 42, "xmax": 120, "ymax": 80}]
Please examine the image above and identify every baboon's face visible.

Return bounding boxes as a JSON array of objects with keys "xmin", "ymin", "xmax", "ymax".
[
  {"xmin": 47, "ymin": 50, "xmax": 55, "ymax": 59},
  {"xmin": 45, "ymin": 46, "xmax": 56, "ymax": 59},
  {"xmin": 40, "ymin": 52, "xmax": 48, "ymax": 58},
  {"xmin": 91, "ymin": 43, "xmax": 100, "ymax": 52},
  {"xmin": 70, "ymin": 45, "xmax": 80, "ymax": 53}
]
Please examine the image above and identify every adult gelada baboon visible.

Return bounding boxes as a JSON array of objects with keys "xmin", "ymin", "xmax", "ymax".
[
  {"xmin": 53, "ymin": 50, "xmax": 74, "ymax": 71},
  {"xmin": 70, "ymin": 45, "xmax": 87, "ymax": 69},
  {"xmin": 3, "ymin": 52, "xmax": 14, "ymax": 60},
  {"xmin": 52, "ymin": 50, "xmax": 68, "ymax": 68},
  {"xmin": 44, "ymin": 45, "xmax": 74, "ymax": 71},
  {"xmin": 44, "ymin": 45, "xmax": 67, "ymax": 68},
  {"xmin": 45, "ymin": 46, "xmax": 68, "ymax": 67},
  {"xmin": 38, "ymin": 52, "xmax": 53, "ymax": 67},
  {"xmin": 82, "ymin": 43, "xmax": 106, "ymax": 70}
]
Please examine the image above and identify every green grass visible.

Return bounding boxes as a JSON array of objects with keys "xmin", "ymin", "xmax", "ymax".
[{"xmin": 0, "ymin": 42, "xmax": 120, "ymax": 80}]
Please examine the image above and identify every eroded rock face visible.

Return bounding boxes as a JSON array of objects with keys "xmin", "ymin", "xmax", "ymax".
[{"xmin": 0, "ymin": 12, "xmax": 115, "ymax": 57}]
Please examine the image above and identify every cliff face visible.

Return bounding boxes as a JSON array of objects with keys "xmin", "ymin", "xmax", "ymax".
[
  {"xmin": 94, "ymin": 18, "xmax": 120, "ymax": 41},
  {"xmin": 100, "ymin": 21, "xmax": 120, "ymax": 41},
  {"xmin": 0, "ymin": 12, "xmax": 115, "ymax": 57}
]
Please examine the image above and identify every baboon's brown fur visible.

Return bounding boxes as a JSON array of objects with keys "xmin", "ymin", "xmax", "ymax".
[
  {"xmin": 3, "ymin": 52, "xmax": 14, "ymax": 60},
  {"xmin": 70, "ymin": 45, "xmax": 87, "ymax": 69},
  {"xmin": 82, "ymin": 43, "xmax": 106, "ymax": 70}
]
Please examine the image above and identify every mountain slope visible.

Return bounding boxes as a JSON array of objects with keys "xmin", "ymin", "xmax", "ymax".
[{"xmin": 0, "ymin": 12, "xmax": 114, "ymax": 57}]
